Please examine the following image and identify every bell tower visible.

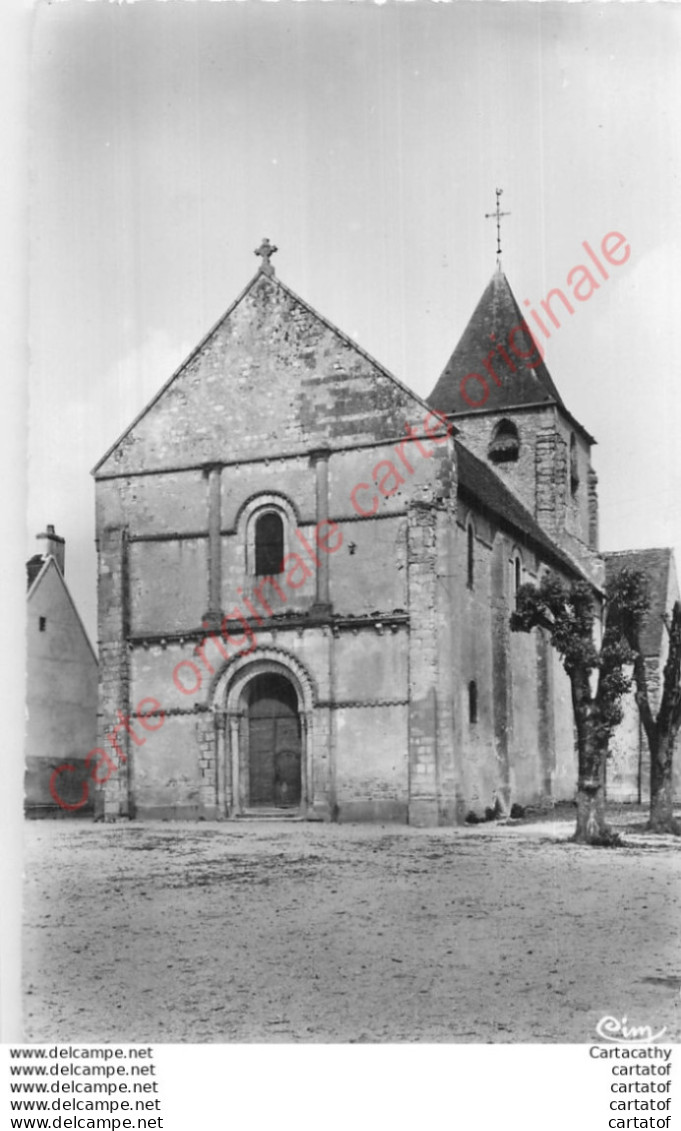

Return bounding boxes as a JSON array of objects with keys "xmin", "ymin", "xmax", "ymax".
[{"xmin": 427, "ymin": 264, "xmax": 599, "ymax": 560}]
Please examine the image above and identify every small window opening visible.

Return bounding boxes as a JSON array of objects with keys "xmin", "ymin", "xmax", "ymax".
[
  {"xmin": 39, "ymin": 616, "xmax": 46, "ymax": 632},
  {"xmin": 467, "ymin": 525, "xmax": 475, "ymax": 589},
  {"xmin": 468, "ymin": 680, "xmax": 478, "ymax": 724},
  {"xmin": 488, "ymin": 419, "xmax": 520, "ymax": 464},
  {"xmin": 514, "ymin": 557, "xmax": 521, "ymax": 596},
  {"xmin": 254, "ymin": 511, "xmax": 284, "ymax": 576}
]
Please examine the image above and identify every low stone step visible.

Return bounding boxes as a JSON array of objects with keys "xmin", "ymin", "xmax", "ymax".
[{"xmin": 237, "ymin": 808, "xmax": 303, "ymax": 820}]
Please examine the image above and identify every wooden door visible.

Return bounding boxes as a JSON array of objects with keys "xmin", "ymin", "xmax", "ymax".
[{"xmin": 247, "ymin": 673, "xmax": 301, "ymax": 807}]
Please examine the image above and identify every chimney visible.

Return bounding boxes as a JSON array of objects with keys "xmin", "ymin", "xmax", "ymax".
[{"xmin": 36, "ymin": 524, "xmax": 66, "ymax": 576}]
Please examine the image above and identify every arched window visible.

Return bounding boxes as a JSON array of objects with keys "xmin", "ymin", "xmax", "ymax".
[
  {"xmin": 488, "ymin": 419, "xmax": 520, "ymax": 464},
  {"xmin": 254, "ymin": 511, "xmax": 284, "ymax": 576},
  {"xmin": 467, "ymin": 524, "xmax": 475, "ymax": 589},
  {"xmin": 468, "ymin": 681, "xmax": 478, "ymax": 724},
  {"xmin": 569, "ymin": 432, "xmax": 580, "ymax": 494},
  {"xmin": 514, "ymin": 554, "xmax": 522, "ymax": 599}
]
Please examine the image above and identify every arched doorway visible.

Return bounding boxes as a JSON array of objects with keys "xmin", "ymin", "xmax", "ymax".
[{"xmin": 246, "ymin": 672, "xmax": 301, "ymax": 808}]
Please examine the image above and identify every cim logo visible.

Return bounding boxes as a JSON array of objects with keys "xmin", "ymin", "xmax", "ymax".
[{"xmin": 596, "ymin": 1015, "xmax": 667, "ymax": 1044}]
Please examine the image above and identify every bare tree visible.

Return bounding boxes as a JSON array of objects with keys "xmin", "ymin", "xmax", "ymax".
[
  {"xmin": 511, "ymin": 572, "xmax": 633, "ymax": 845},
  {"xmin": 607, "ymin": 568, "xmax": 681, "ymax": 835}
]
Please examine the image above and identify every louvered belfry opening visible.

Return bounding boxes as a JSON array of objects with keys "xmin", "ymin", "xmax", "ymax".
[
  {"xmin": 247, "ymin": 673, "xmax": 301, "ymax": 808},
  {"xmin": 488, "ymin": 418, "xmax": 520, "ymax": 464}
]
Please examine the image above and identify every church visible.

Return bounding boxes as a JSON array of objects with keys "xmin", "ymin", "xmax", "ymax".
[{"xmin": 90, "ymin": 236, "xmax": 674, "ymax": 823}]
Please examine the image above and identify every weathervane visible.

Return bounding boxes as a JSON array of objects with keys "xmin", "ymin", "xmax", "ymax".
[
  {"xmin": 485, "ymin": 189, "xmax": 510, "ymax": 264},
  {"xmin": 254, "ymin": 237, "xmax": 278, "ymax": 276}
]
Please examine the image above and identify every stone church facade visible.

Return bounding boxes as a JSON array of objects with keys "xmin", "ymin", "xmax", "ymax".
[{"xmin": 91, "ymin": 243, "xmax": 666, "ymax": 824}]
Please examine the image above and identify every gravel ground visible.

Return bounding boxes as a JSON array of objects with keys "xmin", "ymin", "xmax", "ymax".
[{"xmin": 22, "ymin": 807, "xmax": 681, "ymax": 1043}]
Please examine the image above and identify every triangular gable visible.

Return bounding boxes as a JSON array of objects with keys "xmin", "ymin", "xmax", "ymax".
[
  {"xmin": 94, "ymin": 270, "xmax": 437, "ymax": 477},
  {"xmin": 604, "ymin": 548, "xmax": 674, "ymax": 657},
  {"xmin": 27, "ymin": 556, "xmax": 98, "ymax": 665},
  {"xmin": 428, "ymin": 269, "xmax": 593, "ymax": 442}
]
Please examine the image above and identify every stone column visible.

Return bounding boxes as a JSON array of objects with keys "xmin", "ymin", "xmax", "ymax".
[
  {"xmin": 308, "ymin": 624, "xmax": 334, "ymax": 819},
  {"xmin": 491, "ymin": 537, "xmax": 512, "ymax": 812},
  {"xmin": 205, "ymin": 464, "xmax": 223, "ymax": 624},
  {"xmin": 96, "ymin": 526, "xmax": 132, "ymax": 819},
  {"xmin": 299, "ymin": 710, "xmax": 310, "ymax": 815},
  {"xmin": 434, "ymin": 504, "xmax": 458, "ymax": 824},
  {"xmin": 215, "ymin": 708, "xmax": 227, "ymax": 817},
  {"xmin": 310, "ymin": 447, "xmax": 331, "ymax": 614},
  {"xmin": 407, "ymin": 501, "xmax": 440, "ymax": 827},
  {"xmin": 228, "ymin": 711, "xmax": 243, "ymax": 814}
]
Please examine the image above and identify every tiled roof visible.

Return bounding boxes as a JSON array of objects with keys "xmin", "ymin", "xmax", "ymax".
[
  {"xmin": 428, "ymin": 269, "xmax": 593, "ymax": 443},
  {"xmin": 455, "ymin": 439, "xmax": 591, "ymax": 583},
  {"xmin": 604, "ymin": 548, "xmax": 672, "ymax": 656}
]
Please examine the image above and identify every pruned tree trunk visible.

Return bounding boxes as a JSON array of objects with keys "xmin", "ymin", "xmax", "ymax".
[
  {"xmin": 574, "ymin": 779, "xmax": 608, "ymax": 843},
  {"xmin": 629, "ymin": 613, "xmax": 681, "ymax": 836},
  {"xmin": 648, "ymin": 732, "xmax": 681, "ymax": 834},
  {"xmin": 574, "ymin": 752, "xmax": 617, "ymax": 844},
  {"xmin": 570, "ymin": 668, "xmax": 619, "ymax": 845}
]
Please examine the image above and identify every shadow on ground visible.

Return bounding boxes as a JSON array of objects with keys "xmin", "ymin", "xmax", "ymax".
[{"xmin": 22, "ymin": 804, "xmax": 681, "ymax": 1043}]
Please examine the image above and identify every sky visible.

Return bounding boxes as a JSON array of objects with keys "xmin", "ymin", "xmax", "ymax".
[{"xmin": 27, "ymin": 0, "xmax": 681, "ymax": 642}]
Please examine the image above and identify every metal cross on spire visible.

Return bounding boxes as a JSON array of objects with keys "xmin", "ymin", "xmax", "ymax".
[
  {"xmin": 254, "ymin": 237, "xmax": 278, "ymax": 275},
  {"xmin": 485, "ymin": 189, "xmax": 510, "ymax": 265}
]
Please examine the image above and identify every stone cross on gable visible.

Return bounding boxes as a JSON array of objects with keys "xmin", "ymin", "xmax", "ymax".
[{"xmin": 255, "ymin": 238, "xmax": 278, "ymax": 275}]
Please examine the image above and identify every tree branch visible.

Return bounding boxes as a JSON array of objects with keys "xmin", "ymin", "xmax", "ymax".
[{"xmin": 631, "ymin": 651, "xmax": 656, "ymax": 745}]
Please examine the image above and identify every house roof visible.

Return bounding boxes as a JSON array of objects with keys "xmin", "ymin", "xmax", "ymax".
[
  {"xmin": 604, "ymin": 548, "xmax": 673, "ymax": 657},
  {"xmin": 428, "ymin": 268, "xmax": 594, "ymax": 444},
  {"xmin": 27, "ymin": 555, "xmax": 98, "ymax": 664},
  {"xmin": 456, "ymin": 439, "xmax": 594, "ymax": 584}
]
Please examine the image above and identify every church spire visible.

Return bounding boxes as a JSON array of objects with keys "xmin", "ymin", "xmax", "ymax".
[
  {"xmin": 427, "ymin": 269, "xmax": 564, "ymax": 416},
  {"xmin": 485, "ymin": 188, "xmax": 510, "ymax": 268},
  {"xmin": 426, "ymin": 265, "xmax": 595, "ymax": 443}
]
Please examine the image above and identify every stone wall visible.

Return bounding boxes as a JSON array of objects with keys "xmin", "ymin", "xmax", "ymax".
[
  {"xmin": 94, "ymin": 264, "xmax": 452, "ymax": 819},
  {"xmin": 453, "ymin": 406, "xmax": 600, "ymax": 565},
  {"xmin": 448, "ymin": 501, "xmax": 578, "ymax": 817},
  {"xmin": 96, "ymin": 273, "xmax": 431, "ymax": 478},
  {"xmin": 96, "ymin": 428, "xmax": 587, "ymax": 822}
]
